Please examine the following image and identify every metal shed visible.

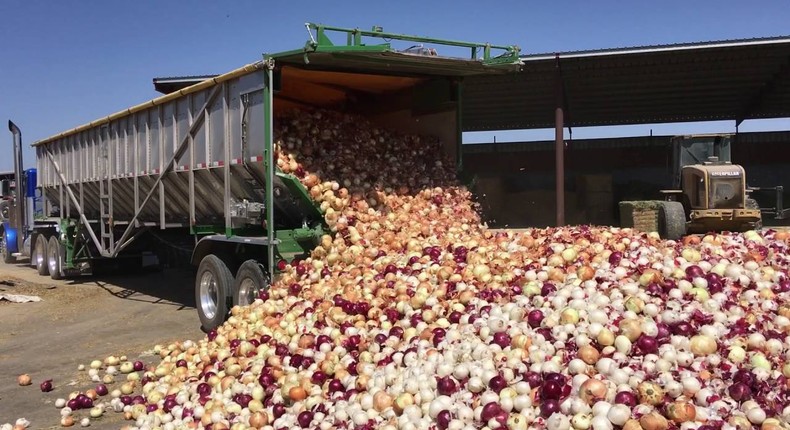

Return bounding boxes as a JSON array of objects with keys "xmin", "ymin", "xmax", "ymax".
[{"xmin": 461, "ymin": 36, "xmax": 790, "ymax": 225}]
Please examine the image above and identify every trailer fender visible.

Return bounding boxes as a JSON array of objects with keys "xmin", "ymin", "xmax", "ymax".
[
  {"xmin": 2, "ymin": 223, "xmax": 19, "ymax": 254},
  {"xmin": 191, "ymin": 235, "xmax": 271, "ymax": 273}
]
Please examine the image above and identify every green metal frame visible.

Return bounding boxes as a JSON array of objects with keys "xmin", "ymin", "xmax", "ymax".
[
  {"xmin": 302, "ymin": 23, "xmax": 521, "ymax": 65},
  {"xmin": 263, "ymin": 59, "xmax": 277, "ymax": 275}
]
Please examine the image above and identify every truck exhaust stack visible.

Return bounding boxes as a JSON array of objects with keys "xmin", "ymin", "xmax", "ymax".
[{"xmin": 8, "ymin": 120, "xmax": 25, "ymax": 238}]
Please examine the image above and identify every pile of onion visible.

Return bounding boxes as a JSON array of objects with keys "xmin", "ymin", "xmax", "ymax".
[{"xmin": 44, "ymin": 108, "xmax": 790, "ymax": 430}]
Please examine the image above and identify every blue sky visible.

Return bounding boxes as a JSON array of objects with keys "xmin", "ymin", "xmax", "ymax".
[{"xmin": 1, "ymin": 0, "xmax": 789, "ymax": 171}]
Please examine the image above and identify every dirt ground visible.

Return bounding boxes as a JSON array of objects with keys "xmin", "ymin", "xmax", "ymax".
[{"xmin": 0, "ymin": 259, "xmax": 205, "ymax": 429}]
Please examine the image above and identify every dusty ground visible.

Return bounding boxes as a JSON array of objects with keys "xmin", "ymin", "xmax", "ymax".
[{"xmin": 0, "ymin": 259, "xmax": 205, "ymax": 429}]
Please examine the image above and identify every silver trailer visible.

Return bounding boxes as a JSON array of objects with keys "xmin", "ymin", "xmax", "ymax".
[{"xmin": 3, "ymin": 23, "xmax": 520, "ymax": 329}]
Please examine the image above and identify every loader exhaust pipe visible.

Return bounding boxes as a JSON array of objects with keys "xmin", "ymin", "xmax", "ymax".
[{"xmin": 8, "ymin": 120, "xmax": 25, "ymax": 234}]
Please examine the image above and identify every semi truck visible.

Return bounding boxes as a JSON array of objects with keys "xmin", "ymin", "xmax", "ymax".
[{"xmin": 0, "ymin": 23, "xmax": 520, "ymax": 330}]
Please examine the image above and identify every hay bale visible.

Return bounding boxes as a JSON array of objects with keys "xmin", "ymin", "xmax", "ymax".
[{"xmin": 619, "ymin": 200, "xmax": 664, "ymax": 232}]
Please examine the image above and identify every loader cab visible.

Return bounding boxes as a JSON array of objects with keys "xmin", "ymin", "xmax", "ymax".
[{"xmin": 671, "ymin": 134, "xmax": 731, "ymax": 189}]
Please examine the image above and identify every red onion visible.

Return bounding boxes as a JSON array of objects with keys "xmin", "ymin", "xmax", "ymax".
[
  {"xmin": 489, "ymin": 375, "xmax": 507, "ymax": 393},
  {"xmin": 120, "ymin": 395, "xmax": 132, "ymax": 405},
  {"xmin": 78, "ymin": 395, "xmax": 93, "ymax": 409},
  {"xmin": 527, "ymin": 310, "xmax": 544, "ymax": 328},
  {"xmin": 437, "ymin": 377, "xmax": 458, "ymax": 395},
  {"xmin": 481, "ymin": 402, "xmax": 503, "ymax": 421},
  {"xmin": 39, "ymin": 380, "xmax": 53, "ymax": 392},
  {"xmin": 540, "ymin": 282, "xmax": 556, "ymax": 296},
  {"xmin": 728, "ymin": 383, "xmax": 751, "ymax": 402},
  {"xmin": 328, "ymin": 379, "xmax": 344, "ymax": 393},
  {"xmin": 492, "ymin": 332, "xmax": 511, "ymax": 349},
  {"xmin": 273, "ymin": 403, "xmax": 286, "ymax": 419},
  {"xmin": 685, "ymin": 265, "xmax": 704, "ymax": 279},
  {"xmin": 636, "ymin": 335, "xmax": 658, "ymax": 354},
  {"xmin": 544, "ymin": 372, "xmax": 565, "ymax": 384},
  {"xmin": 540, "ymin": 398, "xmax": 561, "ymax": 417},
  {"xmin": 67, "ymin": 398, "xmax": 79, "ymax": 410},
  {"xmin": 541, "ymin": 380, "xmax": 563, "ymax": 400},
  {"xmin": 163, "ymin": 398, "xmax": 177, "ymax": 412},
  {"xmin": 524, "ymin": 372, "xmax": 542, "ymax": 389},
  {"xmin": 133, "ymin": 361, "xmax": 145, "ymax": 372},
  {"xmin": 614, "ymin": 391, "xmax": 637, "ymax": 407},
  {"xmin": 437, "ymin": 410, "xmax": 452, "ymax": 429},
  {"xmin": 95, "ymin": 384, "xmax": 108, "ymax": 396},
  {"xmin": 671, "ymin": 322, "xmax": 695, "ymax": 336},
  {"xmin": 646, "ymin": 282, "xmax": 663, "ymax": 296},
  {"xmin": 609, "ymin": 251, "xmax": 623, "ymax": 265}
]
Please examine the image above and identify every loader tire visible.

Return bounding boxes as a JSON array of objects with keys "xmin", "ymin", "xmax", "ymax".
[
  {"xmin": 658, "ymin": 201, "xmax": 687, "ymax": 241},
  {"xmin": 745, "ymin": 198, "xmax": 763, "ymax": 230}
]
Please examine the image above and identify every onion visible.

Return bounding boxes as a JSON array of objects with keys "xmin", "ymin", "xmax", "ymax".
[
  {"xmin": 527, "ymin": 310, "xmax": 544, "ymax": 328},
  {"xmin": 613, "ymin": 391, "xmax": 637, "ymax": 407},
  {"xmin": 481, "ymin": 402, "xmax": 503, "ymax": 421},
  {"xmin": 541, "ymin": 379, "xmax": 564, "ymax": 400},
  {"xmin": 17, "ymin": 374, "xmax": 31, "ymax": 386},
  {"xmin": 40, "ymin": 379, "xmax": 53, "ymax": 392},
  {"xmin": 540, "ymin": 398, "xmax": 561, "ymax": 418},
  {"xmin": 728, "ymin": 382, "xmax": 751, "ymax": 402}
]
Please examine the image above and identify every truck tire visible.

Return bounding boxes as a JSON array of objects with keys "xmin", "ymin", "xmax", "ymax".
[
  {"xmin": 659, "ymin": 201, "xmax": 687, "ymax": 241},
  {"xmin": 34, "ymin": 234, "xmax": 49, "ymax": 276},
  {"xmin": 0, "ymin": 232, "xmax": 13, "ymax": 264},
  {"xmin": 233, "ymin": 260, "xmax": 270, "ymax": 308},
  {"xmin": 47, "ymin": 236, "xmax": 64, "ymax": 280},
  {"xmin": 196, "ymin": 254, "xmax": 233, "ymax": 331}
]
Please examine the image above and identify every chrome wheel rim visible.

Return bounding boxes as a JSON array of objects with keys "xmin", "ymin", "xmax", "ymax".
[
  {"xmin": 35, "ymin": 239, "xmax": 45, "ymax": 269},
  {"xmin": 237, "ymin": 278, "xmax": 258, "ymax": 307},
  {"xmin": 199, "ymin": 271, "xmax": 218, "ymax": 320},
  {"xmin": 48, "ymin": 244, "xmax": 58, "ymax": 275}
]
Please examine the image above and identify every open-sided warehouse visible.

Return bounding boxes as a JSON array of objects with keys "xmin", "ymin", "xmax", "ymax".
[{"xmin": 461, "ymin": 36, "xmax": 790, "ymax": 227}]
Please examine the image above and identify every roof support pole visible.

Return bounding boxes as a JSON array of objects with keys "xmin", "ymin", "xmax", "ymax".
[{"xmin": 554, "ymin": 54, "xmax": 565, "ymax": 227}]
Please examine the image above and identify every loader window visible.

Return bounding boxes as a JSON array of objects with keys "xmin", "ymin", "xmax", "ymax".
[{"xmin": 710, "ymin": 178, "xmax": 741, "ymax": 209}]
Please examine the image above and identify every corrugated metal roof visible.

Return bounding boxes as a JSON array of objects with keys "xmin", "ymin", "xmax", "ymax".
[{"xmin": 463, "ymin": 36, "xmax": 790, "ymax": 131}]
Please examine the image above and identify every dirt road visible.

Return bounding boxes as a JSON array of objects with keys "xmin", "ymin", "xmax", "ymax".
[{"xmin": 0, "ymin": 260, "xmax": 205, "ymax": 429}]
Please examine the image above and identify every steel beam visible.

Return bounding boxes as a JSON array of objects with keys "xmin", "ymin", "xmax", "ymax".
[
  {"xmin": 554, "ymin": 54, "xmax": 566, "ymax": 227},
  {"xmin": 43, "ymin": 147, "xmax": 105, "ymax": 254}
]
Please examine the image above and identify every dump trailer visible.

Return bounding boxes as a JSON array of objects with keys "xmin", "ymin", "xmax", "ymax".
[{"xmin": 1, "ymin": 23, "xmax": 520, "ymax": 330}]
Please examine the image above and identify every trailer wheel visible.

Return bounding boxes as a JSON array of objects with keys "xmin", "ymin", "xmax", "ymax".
[
  {"xmin": 196, "ymin": 254, "xmax": 233, "ymax": 331},
  {"xmin": 34, "ymin": 234, "xmax": 49, "ymax": 276},
  {"xmin": 47, "ymin": 236, "xmax": 64, "ymax": 280},
  {"xmin": 233, "ymin": 260, "xmax": 270, "ymax": 308},
  {"xmin": 658, "ymin": 201, "xmax": 687, "ymax": 241}
]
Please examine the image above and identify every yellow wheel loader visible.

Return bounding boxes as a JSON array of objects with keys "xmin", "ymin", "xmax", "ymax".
[{"xmin": 636, "ymin": 135, "xmax": 762, "ymax": 240}]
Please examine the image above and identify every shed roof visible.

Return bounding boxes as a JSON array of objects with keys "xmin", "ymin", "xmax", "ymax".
[{"xmin": 462, "ymin": 36, "xmax": 790, "ymax": 131}]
